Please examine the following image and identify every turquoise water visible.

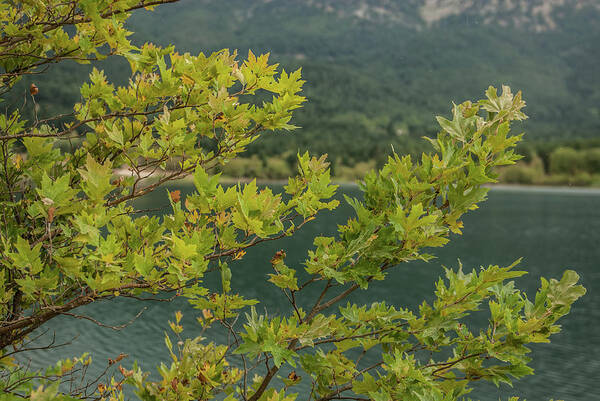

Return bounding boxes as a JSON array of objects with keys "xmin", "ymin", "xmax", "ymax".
[{"xmin": 24, "ymin": 185, "xmax": 600, "ymax": 400}]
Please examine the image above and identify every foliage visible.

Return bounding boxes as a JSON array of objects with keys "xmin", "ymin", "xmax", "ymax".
[
  {"xmin": 219, "ymin": 155, "xmax": 266, "ymax": 180},
  {"xmin": 500, "ymin": 164, "xmax": 538, "ymax": 185},
  {"xmin": 549, "ymin": 147, "xmax": 582, "ymax": 175},
  {"xmin": 334, "ymin": 160, "xmax": 377, "ymax": 182},
  {"xmin": 499, "ymin": 145, "xmax": 600, "ymax": 186},
  {"xmin": 0, "ymin": 2, "xmax": 585, "ymax": 401}
]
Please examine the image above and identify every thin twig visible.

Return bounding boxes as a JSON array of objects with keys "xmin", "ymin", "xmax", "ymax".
[{"xmin": 60, "ymin": 307, "xmax": 148, "ymax": 330}]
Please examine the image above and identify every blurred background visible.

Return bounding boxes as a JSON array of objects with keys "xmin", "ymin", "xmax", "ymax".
[{"xmin": 8, "ymin": 0, "xmax": 600, "ymax": 184}]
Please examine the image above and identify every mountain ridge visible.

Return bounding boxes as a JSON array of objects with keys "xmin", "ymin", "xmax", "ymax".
[{"xmin": 200, "ymin": 0, "xmax": 600, "ymax": 31}]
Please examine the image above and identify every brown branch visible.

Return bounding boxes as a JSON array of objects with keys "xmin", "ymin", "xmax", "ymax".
[
  {"xmin": 1, "ymin": 331, "xmax": 76, "ymax": 359},
  {"xmin": 0, "ymin": 101, "xmax": 206, "ymax": 141},
  {"xmin": 309, "ymin": 262, "xmax": 394, "ymax": 320},
  {"xmin": 293, "ymin": 326, "xmax": 407, "ymax": 352},
  {"xmin": 247, "ymin": 363, "xmax": 279, "ymax": 401},
  {"xmin": 60, "ymin": 306, "xmax": 147, "ymax": 331},
  {"xmin": 315, "ymin": 361, "xmax": 384, "ymax": 401},
  {"xmin": 105, "ymin": 123, "xmax": 264, "ymax": 206},
  {"xmin": 426, "ymin": 352, "xmax": 485, "ymax": 375},
  {"xmin": 0, "ymin": 1, "xmax": 181, "ymax": 48},
  {"xmin": 0, "ymin": 282, "xmax": 151, "ymax": 349},
  {"xmin": 246, "ymin": 276, "xmax": 335, "ymax": 399},
  {"xmin": 298, "ymin": 275, "xmax": 321, "ymax": 292}
]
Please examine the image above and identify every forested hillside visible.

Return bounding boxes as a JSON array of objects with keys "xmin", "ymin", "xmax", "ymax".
[{"xmin": 7, "ymin": 0, "xmax": 600, "ymax": 169}]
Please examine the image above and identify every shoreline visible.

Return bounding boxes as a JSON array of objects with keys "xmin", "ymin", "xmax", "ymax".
[
  {"xmin": 114, "ymin": 169, "xmax": 600, "ymax": 193},
  {"xmin": 484, "ymin": 183, "xmax": 600, "ymax": 194}
]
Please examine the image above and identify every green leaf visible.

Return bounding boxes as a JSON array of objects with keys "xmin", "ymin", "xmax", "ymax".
[
  {"xmin": 8, "ymin": 237, "xmax": 43, "ymax": 275},
  {"xmin": 221, "ymin": 262, "xmax": 232, "ymax": 293},
  {"xmin": 78, "ymin": 153, "xmax": 113, "ymax": 202}
]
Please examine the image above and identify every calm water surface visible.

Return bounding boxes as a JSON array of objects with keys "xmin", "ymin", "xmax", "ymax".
[{"xmin": 25, "ymin": 185, "xmax": 600, "ymax": 400}]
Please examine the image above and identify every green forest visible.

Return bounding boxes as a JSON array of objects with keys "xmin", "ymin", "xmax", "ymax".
[{"xmin": 6, "ymin": 0, "xmax": 600, "ymax": 182}]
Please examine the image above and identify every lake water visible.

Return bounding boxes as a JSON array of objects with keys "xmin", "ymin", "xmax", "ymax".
[{"xmin": 25, "ymin": 184, "xmax": 600, "ymax": 400}]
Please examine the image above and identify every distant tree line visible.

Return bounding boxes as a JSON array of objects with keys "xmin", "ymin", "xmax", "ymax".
[{"xmin": 501, "ymin": 139, "xmax": 600, "ymax": 186}]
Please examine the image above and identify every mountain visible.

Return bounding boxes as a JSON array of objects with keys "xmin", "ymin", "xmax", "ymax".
[
  {"xmin": 291, "ymin": 0, "xmax": 599, "ymax": 31},
  {"xmin": 11, "ymin": 0, "xmax": 600, "ymax": 166},
  {"xmin": 180, "ymin": 0, "xmax": 599, "ymax": 31}
]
